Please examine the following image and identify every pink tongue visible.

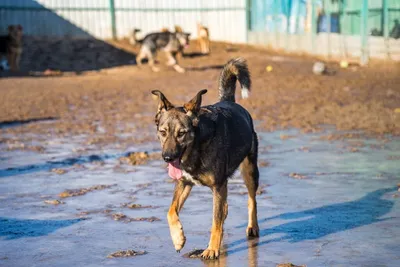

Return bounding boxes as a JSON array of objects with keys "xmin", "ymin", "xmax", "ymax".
[{"xmin": 168, "ymin": 160, "xmax": 182, "ymax": 180}]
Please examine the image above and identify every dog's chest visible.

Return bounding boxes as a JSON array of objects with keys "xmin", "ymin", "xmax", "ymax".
[{"xmin": 182, "ymin": 170, "xmax": 202, "ymax": 185}]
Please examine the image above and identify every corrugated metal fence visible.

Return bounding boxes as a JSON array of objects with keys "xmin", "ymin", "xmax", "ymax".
[
  {"xmin": 248, "ymin": 0, "xmax": 400, "ymax": 62},
  {"xmin": 0, "ymin": 0, "xmax": 247, "ymax": 43},
  {"xmin": 1, "ymin": 0, "xmax": 399, "ymax": 62}
]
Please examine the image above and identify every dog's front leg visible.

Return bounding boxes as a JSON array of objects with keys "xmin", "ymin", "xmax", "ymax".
[
  {"xmin": 201, "ymin": 182, "xmax": 228, "ymax": 260},
  {"xmin": 167, "ymin": 181, "xmax": 192, "ymax": 252}
]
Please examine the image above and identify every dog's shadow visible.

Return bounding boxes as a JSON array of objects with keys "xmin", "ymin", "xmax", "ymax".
[
  {"xmin": 186, "ymin": 65, "xmax": 224, "ymax": 71},
  {"xmin": 225, "ymin": 187, "xmax": 396, "ymax": 255},
  {"xmin": 182, "ymin": 52, "xmax": 209, "ymax": 58}
]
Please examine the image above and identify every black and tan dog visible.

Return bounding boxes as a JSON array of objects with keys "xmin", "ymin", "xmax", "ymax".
[
  {"xmin": 0, "ymin": 25, "xmax": 23, "ymax": 71},
  {"xmin": 151, "ymin": 58, "xmax": 258, "ymax": 259},
  {"xmin": 136, "ymin": 26, "xmax": 190, "ymax": 73}
]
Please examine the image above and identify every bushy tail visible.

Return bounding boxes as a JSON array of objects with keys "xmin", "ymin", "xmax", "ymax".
[
  {"xmin": 129, "ymin": 28, "xmax": 142, "ymax": 46},
  {"xmin": 218, "ymin": 58, "xmax": 251, "ymax": 102}
]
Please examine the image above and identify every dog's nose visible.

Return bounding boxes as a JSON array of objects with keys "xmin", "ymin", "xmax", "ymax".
[{"xmin": 163, "ymin": 156, "xmax": 173, "ymax": 163}]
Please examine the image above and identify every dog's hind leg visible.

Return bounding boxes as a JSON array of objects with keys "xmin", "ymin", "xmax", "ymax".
[
  {"xmin": 240, "ymin": 132, "xmax": 260, "ymax": 238},
  {"xmin": 165, "ymin": 51, "xmax": 177, "ymax": 66},
  {"xmin": 201, "ymin": 181, "xmax": 228, "ymax": 260},
  {"xmin": 136, "ymin": 50, "xmax": 145, "ymax": 67},
  {"xmin": 166, "ymin": 52, "xmax": 185, "ymax": 73},
  {"xmin": 168, "ymin": 181, "xmax": 193, "ymax": 252}
]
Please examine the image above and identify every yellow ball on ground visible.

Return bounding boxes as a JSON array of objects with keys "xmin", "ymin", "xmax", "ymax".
[{"xmin": 340, "ymin": 60, "xmax": 349, "ymax": 68}]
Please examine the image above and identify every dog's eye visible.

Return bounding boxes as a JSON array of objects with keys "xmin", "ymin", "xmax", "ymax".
[
  {"xmin": 177, "ymin": 131, "xmax": 186, "ymax": 137},
  {"xmin": 159, "ymin": 130, "xmax": 167, "ymax": 137}
]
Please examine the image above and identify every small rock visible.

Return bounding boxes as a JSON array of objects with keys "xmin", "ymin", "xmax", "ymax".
[{"xmin": 312, "ymin": 62, "xmax": 326, "ymax": 75}]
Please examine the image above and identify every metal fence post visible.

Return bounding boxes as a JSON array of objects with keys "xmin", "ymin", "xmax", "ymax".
[
  {"xmin": 109, "ymin": 0, "xmax": 116, "ymax": 39},
  {"xmin": 360, "ymin": 0, "xmax": 369, "ymax": 65},
  {"xmin": 246, "ymin": 0, "xmax": 251, "ymax": 43},
  {"xmin": 383, "ymin": 0, "xmax": 389, "ymax": 59},
  {"xmin": 311, "ymin": 0, "xmax": 317, "ymax": 53}
]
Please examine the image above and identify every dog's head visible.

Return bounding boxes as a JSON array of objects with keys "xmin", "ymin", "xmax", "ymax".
[
  {"xmin": 8, "ymin": 25, "xmax": 23, "ymax": 41},
  {"xmin": 176, "ymin": 32, "xmax": 191, "ymax": 48},
  {"xmin": 151, "ymin": 89, "xmax": 207, "ymax": 163}
]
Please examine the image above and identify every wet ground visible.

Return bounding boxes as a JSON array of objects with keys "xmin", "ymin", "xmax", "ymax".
[
  {"xmin": 0, "ymin": 126, "xmax": 399, "ymax": 267},
  {"xmin": 0, "ymin": 40, "xmax": 399, "ymax": 266}
]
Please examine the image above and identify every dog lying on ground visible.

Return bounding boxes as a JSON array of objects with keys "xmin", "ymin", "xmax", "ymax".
[
  {"xmin": 0, "ymin": 25, "xmax": 23, "ymax": 71},
  {"xmin": 151, "ymin": 58, "xmax": 258, "ymax": 259},
  {"xmin": 197, "ymin": 23, "xmax": 210, "ymax": 54}
]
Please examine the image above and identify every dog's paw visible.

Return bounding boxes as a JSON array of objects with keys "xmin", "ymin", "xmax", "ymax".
[
  {"xmin": 173, "ymin": 65, "xmax": 185, "ymax": 73},
  {"xmin": 201, "ymin": 248, "xmax": 219, "ymax": 260},
  {"xmin": 246, "ymin": 225, "xmax": 260, "ymax": 238},
  {"xmin": 170, "ymin": 222, "xmax": 186, "ymax": 252}
]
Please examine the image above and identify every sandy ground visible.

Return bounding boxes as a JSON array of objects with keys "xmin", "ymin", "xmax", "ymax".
[
  {"xmin": 0, "ymin": 40, "xmax": 400, "ymax": 266},
  {"xmin": 0, "ymin": 40, "xmax": 399, "ymax": 147}
]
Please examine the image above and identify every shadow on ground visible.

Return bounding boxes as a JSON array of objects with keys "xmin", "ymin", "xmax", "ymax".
[
  {"xmin": 227, "ymin": 187, "xmax": 396, "ymax": 255},
  {"xmin": 0, "ymin": 0, "xmax": 137, "ymax": 78},
  {"xmin": 0, "ymin": 217, "xmax": 83, "ymax": 240},
  {"xmin": 0, "ymin": 117, "xmax": 58, "ymax": 129}
]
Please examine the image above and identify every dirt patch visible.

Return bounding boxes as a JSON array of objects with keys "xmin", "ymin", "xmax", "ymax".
[
  {"xmin": 44, "ymin": 199, "xmax": 64, "ymax": 205},
  {"xmin": 51, "ymin": 168, "xmax": 67, "ymax": 175},
  {"xmin": 118, "ymin": 151, "xmax": 161, "ymax": 165},
  {"xmin": 276, "ymin": 263, "xmax": 306, "ymax": 267},
  {"xmin": 59, "ymin": 184, "xmax": 116, "ymax": 198},
  {"xmin": 107, "ymin": 250, "xmax": 147, "ymax": 258},
  {"xmin": 121, "ymin": 203, "xmax": 157, "ymax": 209},
  {"xmin": 0, "ymin": 40, "xmax": 399, "ymax": 150},
  {"xmin": 289, "ymin": 173, "xmax": 307, "ymax": 179},
  {"xmin": 182, "ymin": 249, "xmax": 206, "ymax": 259},
  {"xmin": 110, "ymin": 213, "xmax": 160, "ymax": 222}
]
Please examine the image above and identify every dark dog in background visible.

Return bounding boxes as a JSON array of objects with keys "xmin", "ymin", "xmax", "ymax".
[
  {"xmin": 151, "ymin": 58, "xmax": 258, "ymax": 259},
  {"xmin": 0, "ymin": 25, "xmax": 23, "ymax": 71},
  {"xmin": 136, "ymin": 26, "xmax": 190, "ymax": 73}
]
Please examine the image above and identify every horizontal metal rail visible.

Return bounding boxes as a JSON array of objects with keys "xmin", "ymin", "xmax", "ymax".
[{"xmin": 0, "ymin": 6, "xmax": 246, "ymax": 12}]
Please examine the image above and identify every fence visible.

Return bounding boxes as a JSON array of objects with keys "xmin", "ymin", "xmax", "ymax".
[
  {"xmin": 0, "ymin": 0, "xmax": 247, "ymax": 43},
  {"xmin": 1, "ymin": 0, "xmax": 399, "ymax": 62},
  {"xmin": 248, "ymin": 0, "xmax": 400, "ymax": 63}
]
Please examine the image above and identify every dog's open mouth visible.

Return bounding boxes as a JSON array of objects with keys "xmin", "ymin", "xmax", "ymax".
[{"xmin": 168, "ymin": 159, "xmax": 182, "ymax": 180}]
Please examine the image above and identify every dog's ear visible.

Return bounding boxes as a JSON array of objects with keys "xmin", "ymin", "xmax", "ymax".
[
  {"xmin": 17, "ymin": 25, "xmax": 23, "ymax": 31},
  {"xmin": 184, "ymin": 89, "xmax": 207, "ymax": 120},
  {"xmin": 151, "ymin": 90, "xmax": 174, "ymax": 125},
  {"xmin": 174, "ymin": 25, "xmax": 183, "ymax": 33}
]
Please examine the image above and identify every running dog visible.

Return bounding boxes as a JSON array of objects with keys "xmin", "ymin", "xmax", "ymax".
[
  {"xmin": 151, "ymin": 58, "xmax": 258, "ymax": 259},
  {"xmin": 136, "ymin": 27, "xmax": 190, "ymax": 73},
  {"xmin": 197, "ymin": 23, "xmax": 210, "ymax": 54},
  {"xmin": 0, "ymin": 25, "xmax": 23, "ymax": 71}
]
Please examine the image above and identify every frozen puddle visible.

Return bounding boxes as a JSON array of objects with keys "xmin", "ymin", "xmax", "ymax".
[{"xmin": 0, "ymin": 129, "xmax": 399, "ymax": 267}]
